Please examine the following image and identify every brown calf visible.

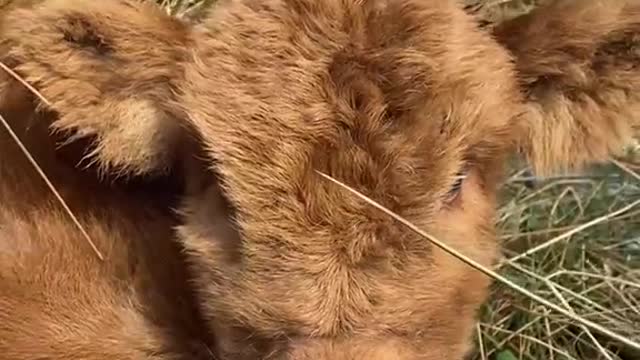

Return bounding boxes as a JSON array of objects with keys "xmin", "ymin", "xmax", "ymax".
[
  {"xmin": 1, "ymin": 0, "xmax": 639, "ymax": 359},
  {"xmin": 0, "ymin": 2, "xmax": 214, "ymax": 359}
]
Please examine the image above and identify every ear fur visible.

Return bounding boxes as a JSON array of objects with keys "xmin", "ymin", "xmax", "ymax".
[
  {"xmin": 0, "ymin": 0, "xmax": 192, "ymax": 177},
  {"xmin": 493, "ymin": 0, "xmax": 640, "ymax": 175}
]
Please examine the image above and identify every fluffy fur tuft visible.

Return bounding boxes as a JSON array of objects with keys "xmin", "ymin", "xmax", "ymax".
[
  {"xmin": 493, "ymin": 0, "xmax": 640, "ymax": 175},
  {"xmin": 0, "ymin": 0, "xmax": 192, "ymax": 176}
]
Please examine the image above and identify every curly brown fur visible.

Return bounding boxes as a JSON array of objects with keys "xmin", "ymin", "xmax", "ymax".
[
  {"xmin": 3, "ymin": 0, "xmax": 640, "ymax": 359},
  {"xmin": 175, "ymin": 2, "xmax": 521, "ymax": 359},
  {"xmin": 0, "ymin": 0, "xmax": 193, "ymax": 177},
  {"xmin": 493, "ymin": 0, "xmax": 640, "ymax": 175},
  {"xmin": 0, "ymin": 31, "xmax": 214, "ymax": 360}
]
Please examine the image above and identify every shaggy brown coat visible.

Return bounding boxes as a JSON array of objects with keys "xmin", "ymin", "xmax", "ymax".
[
  {"xmin": 0, "ymin": 2, "xmax": 214, "ymax": 359},
  {"xmin": 1, "ymin": 0, "xmax": 639, "ymax": 359}
]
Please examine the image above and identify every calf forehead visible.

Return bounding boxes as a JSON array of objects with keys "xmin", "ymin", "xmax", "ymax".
[
  {"xmin": 185, "ymin": 0, "xmax": 522, "ymax": 232},
  {"xmin": 190, "ymin": 0, "xmax": 520, "ymax": 169}
]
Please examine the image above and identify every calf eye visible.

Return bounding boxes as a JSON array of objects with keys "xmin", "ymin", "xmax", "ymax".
[{"xmin": 445, "ymin": 169, "xmax": 468, "ymax": 203}]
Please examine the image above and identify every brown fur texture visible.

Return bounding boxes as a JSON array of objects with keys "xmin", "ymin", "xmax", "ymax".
[
  {"xmin": 2, "ymin": 0, "xmax": 640, "ymax": 359},
  {"xmin": 177, "ymin": 2, "xmax": 520, "ymax": 359},
  {"xmin": 493, "ymin": 0, "xmax": 640, "ymax": 175},
  {"xmin": 1, "ymin": 0, "xmax": 192, "ymax": 177},
  {"xmin": 0, "ymin": 8, "xmax": 214, "ymax": 359}
]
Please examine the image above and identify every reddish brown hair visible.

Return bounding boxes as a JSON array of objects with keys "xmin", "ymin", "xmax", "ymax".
[{"xmin": 1, "ymin": 0, "xmax": 639, "ymax": 358}]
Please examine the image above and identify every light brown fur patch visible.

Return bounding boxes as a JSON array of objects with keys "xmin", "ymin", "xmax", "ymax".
[{"xmin": 493, "ymin": 0, "xmax": 640, "ymax": 175}]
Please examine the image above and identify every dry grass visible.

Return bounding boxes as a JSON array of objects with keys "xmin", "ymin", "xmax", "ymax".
[
  {"xmin": 156, "ymin": 0, "xmax": 216, "ymax": 20},
  {"xmin": 158, "ymin": 1, "xmax": 640, "ymax": 359},
  {"xmin": 484, "ymin": 149, "xmax": 640, "ymax": 360}
]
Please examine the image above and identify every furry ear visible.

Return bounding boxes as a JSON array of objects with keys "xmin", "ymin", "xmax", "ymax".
[
  {"xmin": 0, "ymin": 0, "xmax": 192, "ymax": 177},
  {"xmin": 492, "ymin": 0, "xmax": 640, "ymax": 176}
]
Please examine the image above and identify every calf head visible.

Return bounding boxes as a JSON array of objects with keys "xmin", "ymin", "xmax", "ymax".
[{"xmin": 2, "ymin": 0, "xmax": 639, "ymax": 359}]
